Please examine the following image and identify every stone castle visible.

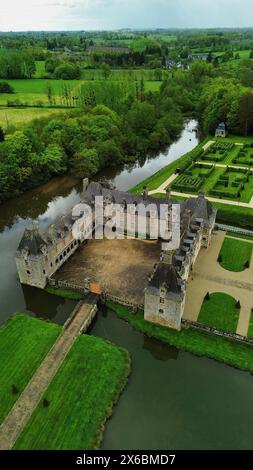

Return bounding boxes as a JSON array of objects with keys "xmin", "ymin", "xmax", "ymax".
[{"xmin": 16, "ymin": 179, "xmax": 217, "ymax": 330}]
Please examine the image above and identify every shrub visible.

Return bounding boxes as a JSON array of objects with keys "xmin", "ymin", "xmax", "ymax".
[
  {"xmin": 43, "ymin": 398, "xmax": 50, "ymax": 408},
  {"xmin": 11, "ymin": 384, "xmax": 19, "ymax": 395},
  {"xmin": 236, "ymin": 301, "xmax": 241, "ymax": 309},
  {"xmin": 0, "ymin": 81, "xmax": 14, "ymax": 93}
]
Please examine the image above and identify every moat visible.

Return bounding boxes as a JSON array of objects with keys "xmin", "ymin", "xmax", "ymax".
[{"xmin": 1, "ymin": 120, "xmax": 253, "ymax": 449}]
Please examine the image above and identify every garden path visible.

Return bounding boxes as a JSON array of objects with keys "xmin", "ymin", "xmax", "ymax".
[{"xmin": 0, "ymin": 299, "xmax": 97, "ymax": 450}]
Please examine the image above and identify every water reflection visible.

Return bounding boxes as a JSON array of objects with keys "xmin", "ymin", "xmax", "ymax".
[
  {"xmin": 95, "ymin": 120, "xmax": 199, "ymax": 191},
  {"xmin": 143, "ymin": 336, "xmax": 179, "ymax": 361},
  {"xmin": 21, "ymin": 285, "xmax": 76, "ymax": 324}
]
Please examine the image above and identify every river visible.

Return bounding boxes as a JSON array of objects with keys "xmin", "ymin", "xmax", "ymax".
[{"xmin": 1, "ymin": 119, "xmax": 253, "ymax": 449}]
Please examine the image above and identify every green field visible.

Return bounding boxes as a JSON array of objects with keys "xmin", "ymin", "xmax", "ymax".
[
  {"xmin": 0, "ymin": 69, "xmax": 162, "ymax": 109},
  {"xmin": 0, "ymin": 314, "xmax": 60, "ymax": 424},
  {"xmin": 219, "ymin": 237, "xmax": 252, "ymax": 272},
  {"xmin": 0, "ymin": 107, "xmax": 67, "ymax": 129},
  {"xmin": 106, "ymin": 302, "xmax": 253, "ymax": 373},
  {"xmin": 0, "ymin": 78, "xmax": 81, "ymax": 106},
  {"xmin": 198, "ymin": 293, "xmax": 240, "ymax": 333},
  {"xmin": 14, "ymin": 335, "xmax": 130, "ymax": 450}
]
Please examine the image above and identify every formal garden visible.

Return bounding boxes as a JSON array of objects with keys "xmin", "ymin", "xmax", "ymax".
[
  {"xmin": 232, "ymin": 144, "xmax": 253, "ymax": 166},
  {"xmin": 199, "ymin": 141, "xmax": 235, "ymax": 163},
  {"xmin": 218, "ymin": 237, "xmax": 253, "ymax": 272},
  {"xmin": 162, "ymin": 140, "xmax": 253, "ymax": 202}
]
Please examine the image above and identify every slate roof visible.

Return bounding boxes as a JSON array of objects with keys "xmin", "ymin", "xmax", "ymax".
[
  {"xmin": 217, "ymin": 122, "xmax": 226, "ymax": 130},
  {"xmin": 17, "ymin": 228, "xmax": 48, "ymax": 256},
  {"xmin": 150, "ymin": 263, "xmax": 183, "ymax": 294},
  {"xmin": 182, "ymin": 193, "xmax": 214, "ymax": 221}
]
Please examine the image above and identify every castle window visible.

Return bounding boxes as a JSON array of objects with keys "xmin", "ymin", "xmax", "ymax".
[
  {"xmin": 26, "ymin": 270, "xmax": 31, "ymax": 275},
  {"xmin": 56, "ymin": 258, "xmax": 58, "ymax": 264},
  {"xmin": 67, "ymin": 247, "xmax": 70, "ymax": 253},
  {"xmin": 50, "ymin": 262, "xmax": 53, "ymax": 267},
  {"xmin": 60, "ymin": 255, "xmax": 63, "ymax": 260},
  {"xmin": 71, "ymin": 243, "xmax": 74, "ymax": 249},
  {"xmin": 64, "ymin": 251, "xmax": 66, "ymax": 257},
  {"xmin": 159, "ymin": 309, "xmax": 164, "ymax": 314},
  {"xmin": 160, "ymin": 298, "xmax": 165, "ymax": 304},
  {"xmin": 43, "ymin": 269, "xmax": 46, "ymax": 275}
]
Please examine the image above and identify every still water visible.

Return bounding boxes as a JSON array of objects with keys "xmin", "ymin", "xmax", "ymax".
[
  {"xmin": 1, "ymin": 119, "xmax": 253, "ymax": 449},
  {"xmin": 91, "ymin": 309, "xmax": 253, "ymax": 450}
]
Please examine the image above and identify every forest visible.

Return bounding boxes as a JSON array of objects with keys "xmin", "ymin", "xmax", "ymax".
[{"xmin": 1, "ymin": 29, "xmax": 253, "ymax": 201}]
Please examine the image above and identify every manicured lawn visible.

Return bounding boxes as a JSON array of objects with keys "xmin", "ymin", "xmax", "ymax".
[
  {"xmin": 198, "ymin": 293, "xmax": 240, "ymax": 333},
  {"xmin": 0, "ymin": 314, "xmax": 61, "ymax": 424},
  {"xmin": 247, "ymin": 312, "xmax": 253, "ymax": 339},
  {"xmin": 106, "ymin": 302, "xmax": 253, "ymax": 373},
  {"xmin": 219, "ymin": 237, "xmax": 252, "ymax": 272},
  {"xmin": 14, "ymin": 335, "xmax": 130, "ymax": 450},
  {"xmin": 46, "ymin": 285, "xmax": 84, "ymax": 301},
  {"xmin": 226, "ymin": 232, "xmax": 253, "ymax": 242}
]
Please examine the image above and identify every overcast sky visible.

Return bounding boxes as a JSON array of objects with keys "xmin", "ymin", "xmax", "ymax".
[{"xmin": 0, "ymin": 0, "xmax": 253, "ymax": 31}]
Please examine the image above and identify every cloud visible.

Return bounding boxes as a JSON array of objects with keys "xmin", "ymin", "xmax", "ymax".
[{"xmin": 0, "ymin": 0, "xmax": 252, "ymax": 31}]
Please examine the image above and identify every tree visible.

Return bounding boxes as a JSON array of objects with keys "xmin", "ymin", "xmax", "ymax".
[
  {"xmin": 0, "ymin": 81, "xmax": 14, "ymax": 93},
  {"xmin": 100, "ymin": 62, "xmax": 111, "ymax": 80},
  {"xmin": 54, "ymin": 63, "xmax": 81, "ymax": 80},
  {"xmin": 72, "ymin": 148, "xmax": 100, "ymax": 176},
  {"xmin": 46, "ymin": 83, "xmax": 54, "ymax": 105},
  {"xmin": 236, "ymin": 300, "xmax": 241, "ymax": 309},
  {"xmin": 45, "ymin": 57, "xmax": 61, "ymax": 74},
  {"xmin": 38, "ymin": 144, "xmax": 66, "ymax": 175},
  {"xmin": 0, "ymin": 126, "xmax": 4, "ymax": 142},
  {"xmin": 238, "ymin": 92, "xmax": 253, "ymax": 136},
  {"xmin": 154, "ymin": 68, "xmax": 162, "ymax": 81},
  {"xmin": 205, "ymin": 292, "xmax": 210, "ymax": 301}
]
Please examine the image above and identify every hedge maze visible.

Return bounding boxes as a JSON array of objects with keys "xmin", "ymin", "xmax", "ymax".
[
  {"xmin": 232, "ymin": 144, "xmax": 253, "ymax": 166},
  {"xmin": 200, "ymin": 141, "xmax": 234, "ymax": 163},
  {"xmin": 171, "ymin": 163, "xmax": 214, "ymax": 193},
  {"xmin": 208, "ymin": 167, "xmax": 252, "ymax": 199},
  {"xmin": 169, "ymin": 140, "xmax": 253, "ymax": 202}
]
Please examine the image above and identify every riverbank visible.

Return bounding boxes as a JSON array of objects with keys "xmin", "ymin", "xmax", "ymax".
[{"xmin": 106, "ymin": 302, "xmax": 253, "ymax": 374}]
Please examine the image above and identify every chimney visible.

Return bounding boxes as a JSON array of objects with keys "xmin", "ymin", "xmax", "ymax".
[
  {"xmin": 166, "ymin": 188, "xmax": 171, "ymax": 201},
  {"xmin": 83, "ymin": 178, "xmax": 89, "ymax": 193},
  {"xmin": 142, "ymin": 185, "xmax": 149, "ymax": 199}
]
